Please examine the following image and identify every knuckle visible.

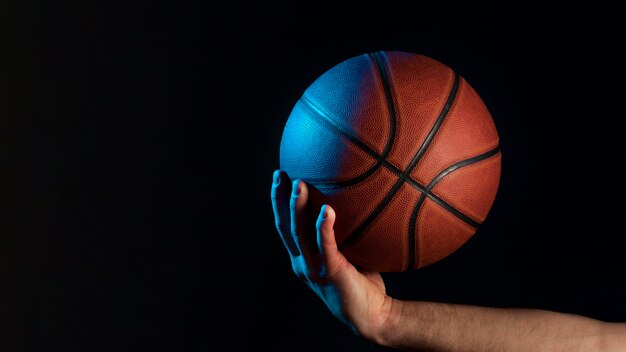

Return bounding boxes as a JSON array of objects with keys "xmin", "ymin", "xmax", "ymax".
[
  {"xmin": 291, "ymin": 261, "xmax": 308, "ymax": 277},
  {"xmin": 291, "ymin": 264, "xmax": 305, "ymax": 278}
]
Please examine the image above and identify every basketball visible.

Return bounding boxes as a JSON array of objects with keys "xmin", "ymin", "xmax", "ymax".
[{"xmin": 279, "ymin": 51, "xmax": 501, "ymax": 272}]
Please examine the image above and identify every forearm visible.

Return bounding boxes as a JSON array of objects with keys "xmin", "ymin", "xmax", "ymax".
[{"xmin": 375, "ymin": 299, "xmax": 626, "ymax": 352}]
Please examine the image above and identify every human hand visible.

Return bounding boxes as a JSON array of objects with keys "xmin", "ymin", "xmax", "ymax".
[{"xmin": 270, "ymin": 170, "xmax": 397, "ymax": 343}]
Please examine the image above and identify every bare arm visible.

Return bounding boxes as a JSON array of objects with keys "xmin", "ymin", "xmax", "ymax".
[
  {"xmin": 382, "ymin": 299, "xmax": 626, "ymax": 351},
  {"xmin": 270, "ymin": 170, "xmax": 626, "ymax": 352}
]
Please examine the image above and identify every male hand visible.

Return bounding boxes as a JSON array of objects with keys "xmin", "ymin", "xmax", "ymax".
[{"xmin": 270, "ymin": 170, "xmax": 397, "ymax": 343}]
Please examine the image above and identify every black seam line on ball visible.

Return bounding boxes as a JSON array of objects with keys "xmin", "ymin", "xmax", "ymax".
[
  {"xmin": 292, "ymin": 52, "xmax": 398, "ymax": 188},
  {"xmin": 302, "ymin": 81, "xmax": 478, "ymax": 231},
  {"xmin": 301, "ymin": 96, "xmax": 425, "ymax": 191},
  {"xmin": 369, "ymin": 51, "xmax": 397, "ymax": 160},
  {"xmin": 339, "ymin": 73, "xmax": 460, "ymax": 250},
  {"xmin": 407, "ymin": 146, "xmax": 501, "ymax": 270},
  {"xmin": 409, "ymin": 73, "xmax": 460, "ymax": 172},
  {"xmin": 299, "ymin": 97, "xmax": 387, "ymax": 186}
]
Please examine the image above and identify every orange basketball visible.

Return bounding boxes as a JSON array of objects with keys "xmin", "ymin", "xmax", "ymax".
[{"xmin": 279, "ymin": 51, "xmax": 501, "ymax": 272}]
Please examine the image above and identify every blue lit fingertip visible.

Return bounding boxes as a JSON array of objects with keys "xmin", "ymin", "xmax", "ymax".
[
  {"xmin": 320, "ymin": 204, "xmax": 328, "ymax": 220},
  {"xmin": 292, "ymin": 180, "xmax": 300, "ymax": 195},
  {"xmin": 273, "ymin": 170, "xmax": 281, "ymax": 185}
]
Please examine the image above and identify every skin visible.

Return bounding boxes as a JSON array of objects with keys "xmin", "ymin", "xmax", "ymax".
[{"xmin": 271, "ymin": 170, "xmax": 626, "ymax": 352}]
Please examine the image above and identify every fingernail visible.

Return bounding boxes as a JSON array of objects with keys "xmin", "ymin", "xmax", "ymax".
[
  {"xmin": 320, "ymin": 205, "xmax": 328, "ymax": 219},
  {"xmin": 292, "ymin": 180, "xmax": 300, "ymax": 195},
  {"xmin": 273, "ymin": 170, "xmax": 280, "ymax": 185}
]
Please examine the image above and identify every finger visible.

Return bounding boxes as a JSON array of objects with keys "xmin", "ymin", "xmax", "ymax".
[
  {"xmin": 290, "ymin": 179, "xmax": 317, "ymax": 261},
  {"xmin": 271, "ymin": 170, "xmax": 299, "ymax": 257},
  {"xmin": 315, "ymin": 204, "xmax": 347, "ymax": 276}
]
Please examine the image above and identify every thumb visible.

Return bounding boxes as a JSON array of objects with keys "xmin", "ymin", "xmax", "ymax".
[{"xmin": 316, "ymin": 205, "xmax": 348, "ymax": 276}]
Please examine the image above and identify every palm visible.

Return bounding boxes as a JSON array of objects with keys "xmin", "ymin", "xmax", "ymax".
[{"xmin": 271, "ymin": 170, "xmax": 392, "ymax": 338}]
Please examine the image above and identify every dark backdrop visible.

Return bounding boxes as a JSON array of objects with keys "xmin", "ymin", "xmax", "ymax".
[{"xmin": 2, "ymin": 2, "xmax": 624, "ymax": 351}]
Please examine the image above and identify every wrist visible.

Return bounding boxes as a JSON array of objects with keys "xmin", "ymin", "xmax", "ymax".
[{"xmin": 369, "ymin": 297, "xmax": 404, "ymax": 347}]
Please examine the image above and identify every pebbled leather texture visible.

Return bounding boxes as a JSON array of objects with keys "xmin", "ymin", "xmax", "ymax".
[
  {"xmin": 279, "ymin": 100, "xmax": 377, "ymax": 183},
  {"xmin": 410, "ymin": 76, "xmax": 500, "ymax": 186},
  {"xmin": 303, "ymin": 53, "xmax": 390, "ymax": 155},
  {"xmin": 416, "ymin": 197, "xmax": 477, "ymax": 268},
  {"xmin": 279, "ymin": 51, "xmax": 501, "ymax": 272},
  {"xmin": 383, "ymin": 51, "xmax": 456, "ymax": 171}
]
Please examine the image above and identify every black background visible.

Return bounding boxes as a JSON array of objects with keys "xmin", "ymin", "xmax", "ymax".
[{"xmin": 2, "ymin": 2, "xmax": 625, "ymax": 351}]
